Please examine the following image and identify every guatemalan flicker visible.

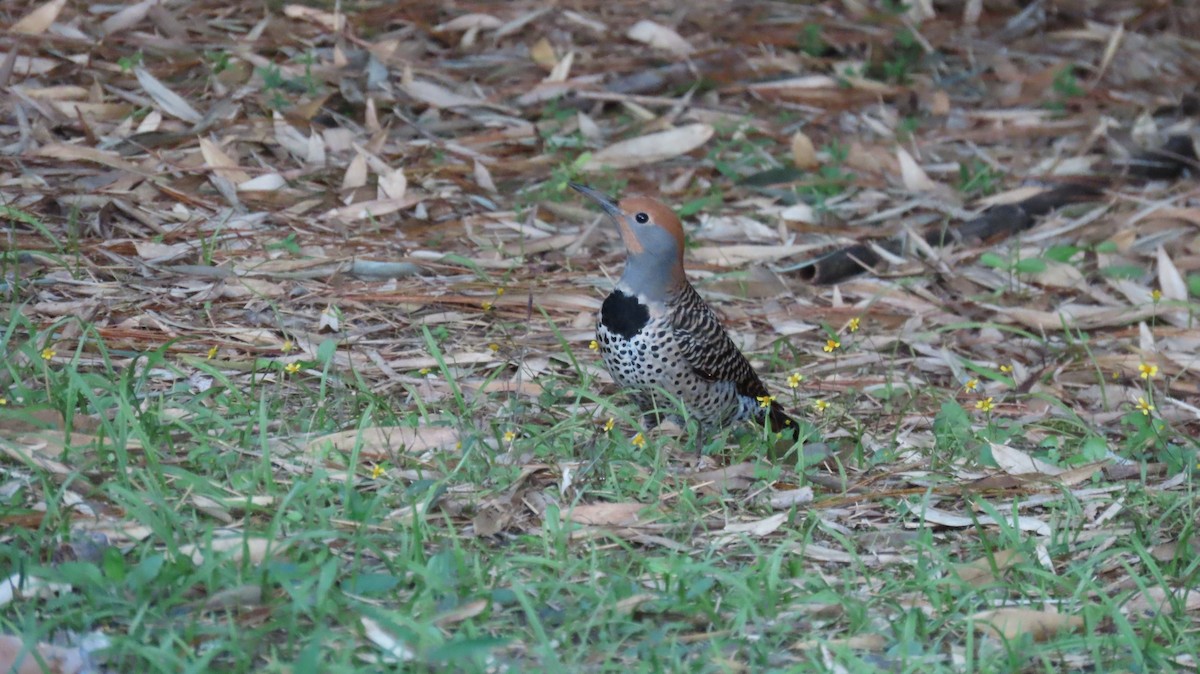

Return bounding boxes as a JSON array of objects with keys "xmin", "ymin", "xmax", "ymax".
[{"xmin": 570, "ymin": 182, "xmax": 799, "ymax": 443}]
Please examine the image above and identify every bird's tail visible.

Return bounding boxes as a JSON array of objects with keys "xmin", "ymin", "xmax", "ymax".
[{"xmin": 766, "ymin": 402, "xmax": 801, "ymax": 441}]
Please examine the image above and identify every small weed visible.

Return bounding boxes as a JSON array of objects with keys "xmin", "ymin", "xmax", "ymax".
[
  {"xmin": 879, "ymin": 28, "xmax": 923, "ymax": 85},
  {"xmin": 797, "ymin": 24, "xmax": 827, "ymax": 57},
  {"xmin": 957, "ymin": 159, "xmax": 1002, "ymax": 197},
  {"xmin": 979, "ymin": 247, "xmax": 1048, "ymax": 288},
  {"xmin": 1046, "ymin": 64, "xmax": 1085, "ymax": 115},
  {"xmin": 257, "ymin": 52, "xmax": 323, "ymax": 109},
  {"xmin": 117, "ymin": 51, "xmax": 144, "ymax": 73},
  {"xmin": 265, "ymin": 232, "xmax": 302, "ymax": 255},
  {"xmin": 205, "ymin": 50, "xmax": 232, "ymax": 75},
  {"xmin": 897, "ymin": 115, "xmax": 921, "ymax": 141}
]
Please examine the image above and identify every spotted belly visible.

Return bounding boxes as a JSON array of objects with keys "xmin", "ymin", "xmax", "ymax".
[{"xmin": 595, "ymin": 319, "xmax": 742, "ymax": 426}]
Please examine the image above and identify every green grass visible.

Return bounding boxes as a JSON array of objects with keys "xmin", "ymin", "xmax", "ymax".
[
  {"xmin": 4, "ymin": 1, "xmax": 1199, "ymax": 670},
  {"xmin": 2, "ymin": 305, "xmax": 1197, "ymax": 673}
]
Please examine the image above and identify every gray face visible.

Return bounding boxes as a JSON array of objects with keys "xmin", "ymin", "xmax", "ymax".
[
  {"xmin": 570, "ymin": 182, "xmax": 681, "ymax": 302},
  {"xmin": 624, "ymin": 213, "xmax": 678, "ymax": 258},
  {"xmin": 569, "ymin": 182, "xmax": 677, "ymax": 255}
]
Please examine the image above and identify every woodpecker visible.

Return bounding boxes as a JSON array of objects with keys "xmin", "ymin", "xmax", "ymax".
[{"xmin": 570, "ymin": 182, "xmax": 799, "ymax": 445}]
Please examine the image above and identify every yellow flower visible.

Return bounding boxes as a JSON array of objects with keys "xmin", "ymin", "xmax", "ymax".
[
  {"xmin": 1151, "ymin": 289, "xmax": 1162, "ymax": 302},
  {"xmin": 975, "ymin": 397, "xmax": 994, "ymax": 412},
  {"xmin": 813, "ymin": 399, "xmax": 829, "ymax": 413},
  {"xmin": 757, "ymin": 395, "xmax": 775, "ymax": 408},
  {"xmin": 40, "ymin": 348, "xmax": 55, "ymax": 361},
  {"xmin": 787, "ymin": 373, "xmax": 803, "ymax": 388},
  {"xmin": 589, "ymin": 340, "xmax": 599, "ymax": 351},
  {"xmin": 631, "ymin": 432, "xmax": 646, "ymax": 448},
  {"xmin": 206, "ymin": 346, "xmax": 218, "ymax": 360},
  {"xmin": 1139, "ymin": 363, "xmax": 1158, "ymax": 380},
  {"xmin": 419, "ymin": 367, "xmax": 431, "ymax": 375},
  {"xmin": 603, "ymin": 418, "xmax": 615, "ymax": 432},
  {"xmin": 848, "ymin": 317, "xmax": 861, "ymax": 333},
  {"xmin": 1112, "ymin": 371, "xmax": 1119, "ymax": 380},
  {"xmin": 1135, "ymin": 397, "xmax": 1153, "ymax": 416},
  {"xmin": 284, "ymin": 362, "xmax": 301, "ymax": 374},
  {"xmin": 964, "ymin": 379, "xmax": 979, "ymax": 393},
  {"xmin": 823, "ymin": 339, "xmax": 840, "ymax": 353},
  {"xmin": 0, "ymin": 397, "xmax": 6, "ymax": 406},
  {"xmin": 999, "ymin": 364, "xmax": 1012, "ymax": 373},
  {"xmin": 503, "ymin": 430, "xmax": 516, "ymax": 442},
  {"xmin": 281, "ymin": 340, "xmax": 294, "ymax": 353},
  {"xmin": 370, "ymin": 464, "xmax": 385, "ymax": 479},
  {"xmin": 488, "ymin": 343, "xmax": 500, "ymax": 352},
  {"xmin": 482, "ymin": 301, "xmax": 494, "ymax": 311},
  {"xmin": 495, "ymin": 287, "xmax": 505, "ymax": 297}
]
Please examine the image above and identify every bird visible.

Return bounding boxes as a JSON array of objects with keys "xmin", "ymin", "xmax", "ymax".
[{"xmin": 569, "ymin": 182, "xmax": 799, "ymax": 448}]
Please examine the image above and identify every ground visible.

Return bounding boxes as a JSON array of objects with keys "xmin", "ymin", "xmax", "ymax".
[{"xmin": 1, "ymin": 0, "xmax": 1198, "ymax": 672}]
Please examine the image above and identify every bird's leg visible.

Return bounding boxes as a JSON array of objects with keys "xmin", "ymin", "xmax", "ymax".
[
  {"xmin": 694, "ymin": 423, "xmax": 707, "ymax": 460},
  {"xmin": 637, "ymin": 392, "xmax": 661, "ymax": 430}
]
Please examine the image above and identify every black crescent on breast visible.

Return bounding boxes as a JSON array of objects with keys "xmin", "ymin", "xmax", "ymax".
[{"xmin": 600, "ymin": 290, "xmax": 650, "ymax": 339}]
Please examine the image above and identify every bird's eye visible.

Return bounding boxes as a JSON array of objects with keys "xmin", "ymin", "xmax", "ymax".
[{"xmin": 634, "ymin": 212, "xmax": 649, "ymax": 224}]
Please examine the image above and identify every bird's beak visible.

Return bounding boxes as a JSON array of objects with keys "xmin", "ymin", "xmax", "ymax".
[{"xmin": 569, "ymin": 182, "xmax": 623, "ymax": 220}]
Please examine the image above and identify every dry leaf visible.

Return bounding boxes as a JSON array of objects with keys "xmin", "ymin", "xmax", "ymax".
[
  {"xmin": 134, "ymin": 67, "xmax": 202, "ymax": 123},
  {"xmin": 435, "ymin": 599, "xmax": 489, "ymax": 625},
  {"xmin": 970, "ymin": 608, "xmax": 1084, "ymax": 641},
  {"xmin": 402, "ymin": 78, "xmax": 487, "ymax": 110},
  {"xmin": 133, "ymin": 241, "xmax": 192, "ymax": 263},
  {"xmin": 896, "ymin": 147, "xmax": 938, "ymax": 192},
  {"xmin": 322, "ymin": 195, "xmax": 420, "ymax": 223},
  {"xmin": 305, "ymin": 426, "xmax": 459, "ymax": 458},
  {"xmin": 529, "ymin": 37, "xmax": 557, "ymax": 69},
  {"xmin": 100, "ymin": 0, "xmax": 156, "ymax": 35},
  {"xmin": 790, "ymin": 130, "xmax": 818, "ymax": 170},
  {"xmin": 917, "ymin": 505, "xmax": 1052, "ymax": 536},
  {"xmin": 989, "ymin": 443, "xmax": 1064, "ymax": 476},
  {"xmin": 0, "ymin": 572, "xmax": 72, "ymax": 607},
  {"xmin": 567, "ymin": 502, "xmax": 649, "ymax": 526},
  {"xmin": 794, "ymin": 633, "xmax": 887, "ymax": 651},
  {"xmin": 12, "ymin": 0, "xmax": 68, "ymax": 34},
  {"xmin": 35, "ymin": 143, "xmax": 143, "ymax": 174},
  {"xmin": 474, "ymin": 160, "xmax": 497, "ymax": 193},
  {"xmin": 472, "ymin": 509, "xmax": 508, "ymax": 537},
  {"xmin": 238, "ymin": 173, "xmax": 286, "ymax": 191},
  {"xmin": 199, "ymin": 138, "xmax": 251, "ymax": 185},
  {"xmin": 779, "ymin": 203, "xmax": 817, "ymax": 223},
  {"xmin": 362, "ymin": 617, "xmax": 416, "ymax": 662},
  {"xmin": 691, "ymin": 243, "xmax": 820, "ymax": 266},
  {"xmin": 180, "ymin": 536, "xmax": 282, "ymax": 566},
  {"xmin": 342, "ymin": 152, "xmax": 368, "ymax": 190},
  {"xmin": 951, "ymin": 549, "xmax": 1025, "ymax": 586},
  {"xmin": 688, "ymin": 462, "xmax": 759, "ymax": 493},
  {"xmin": 748, "ymin": 75, "xmax": 840, "ymax": 91},
  {"xmin": 377, "ymin": 168, "xmax": 407, "ymax": 201},
  {"xmin": 625, "ymin": 20, "xmax": 695, "ymax": 56},
  {"xmin": 271, "ymin": 111, "xmax": 310, "ymax": 160},
  {"xmin": 719, "ymin": 513, "xmax": 786, "ymax": 537},
  {"xmin": 1156, "ymin": 246, "xmax": 1187, "ymax": 301},
  {"xmin": 769, "ymin": 487, "xmax": 814, "ymax": 509},
  {"xmin": 0, "ymin": 634, "xmax": 87, "ymax": 674},
  {"xmin": 1028, "ymin": 259, "xmax": 1085, "ymax": 289},
  {"xmin": 582, "ymin": 124, "xmax": 714, "ymax": 172},
  {"xmin": 1125, "ymin": 587, "xmax": 1200, "ymax": 616},
  {"xmin": 435, "ymin": 13, "xmax": 502, "ymax": 32},
  {"xmin": 282, "ymin": 4, "xmax": 344, "ymax": 31},
  {"xmin": 547, "ymin": 51, "xmax": 574, "ymax": 82}
]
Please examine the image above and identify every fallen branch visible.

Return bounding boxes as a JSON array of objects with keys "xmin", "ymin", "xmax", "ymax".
[{"xmin": 798, "ymin": 133, "xmax": 1199, "ymax": 284}]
